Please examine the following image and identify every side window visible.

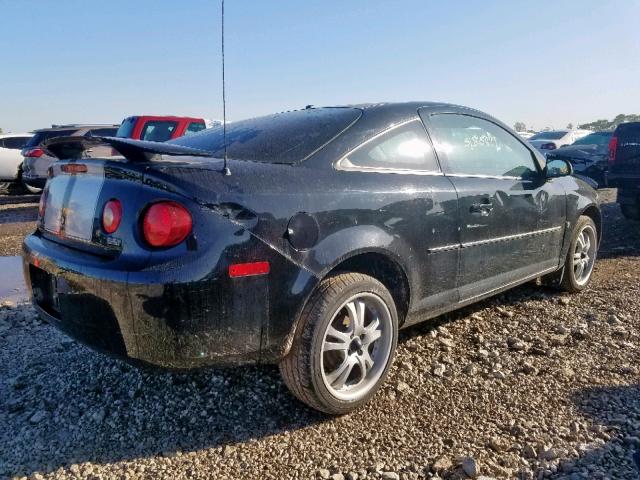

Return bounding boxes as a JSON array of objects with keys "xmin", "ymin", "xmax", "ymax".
[
  {"xmin": 341, "ymin": 120, "xmax": 439, "ymax": 172},
  {"xmin": 427, "ymin": 114, "xmax": 537, "ymax": 178},
  {"xmin": 2, "ymin": 137, "xmax": 30, "ymax": 149},
  {"xmin": 184, "ymin": 122, "xmax": 206, "ymax": 136},
  {"xmin": 140, "ymin": 121, "xmax": 178, "ymax": 142}
]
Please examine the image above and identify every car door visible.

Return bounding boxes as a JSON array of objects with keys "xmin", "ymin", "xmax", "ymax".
[
  {"xmin": 335, "ymin": 118, "xmax": 460, "ymax": 319},
  {"xmin": 0, "ymin": 137, "xmax": 30, "ymax": 179},
  {"xmin": 420, "ymin": 109, "xmax": 566, "ymax": 301}
]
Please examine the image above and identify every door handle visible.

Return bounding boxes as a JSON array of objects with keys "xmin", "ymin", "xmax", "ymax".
[{"xmin": 470, "ymin": 201, "xmax": 494, "ymax": 214}]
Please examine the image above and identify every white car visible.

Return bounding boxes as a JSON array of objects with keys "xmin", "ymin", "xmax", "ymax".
[
  {"xmin": 517, "ymin": 131, "xmax": 536, "ymax": 140},
  {"xmin": 528, "ymin": 130, "xmax": 592, "ymax": 153},
  {"xmin": 0, "ymin": 133, "xmax": 33, "ymax": 194}
]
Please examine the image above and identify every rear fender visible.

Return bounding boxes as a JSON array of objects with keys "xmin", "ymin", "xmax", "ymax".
[{"xmin": 276, "ymin": 225, "xmax": 414, "ymax": 359}]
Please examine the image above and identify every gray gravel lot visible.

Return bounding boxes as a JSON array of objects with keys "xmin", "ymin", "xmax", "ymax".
[
  {"xmin": 0, "ymin": 189, "xmax": 639, "ymax": 479},
  {"xmin": 0, "ymin": 199, "xmax": 38, "ymax": 256}
]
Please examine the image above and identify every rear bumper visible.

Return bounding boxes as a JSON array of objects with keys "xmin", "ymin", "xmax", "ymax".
[
  {"xmin": 21, "ymin": 175, "xmax": 46, "ymax": 189},
  {"xmin": 22, "ymin": 233, "xmax": 270, "ymax": 369}
]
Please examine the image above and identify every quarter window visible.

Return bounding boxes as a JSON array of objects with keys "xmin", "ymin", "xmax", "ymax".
[
  {"xmin": 341, "ymin": 120, "xmax": 439, "ymax": 172},
  {"xmin": 2, "ymin": 137, "xmax": 31, "ymax": 149},
  {"xmin": 427, "ymin": 114, "xmax": 537, "ymax": 178}
]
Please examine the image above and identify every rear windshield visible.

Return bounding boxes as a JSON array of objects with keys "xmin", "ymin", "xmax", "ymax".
[
  {"xmin": 572, "ymin": 132, "xmax": 612, "ymax": 146},
  {"xmin": 530, "ymin": 131, "xmax": 567, "ymax": 141},
  {"xmin": 170, "ymin": 107, "xmax": 362, "ymax": 164},
  {"xmin": 86, "ymin": 127, "xmax": 118, "ymax": 137},
  {"xmin": 25, "ymin": 130, "xmax": 75, "ymax": 148},
  {"xmin": 116, "ymin": 117, "xmax": 137, "ymax": 138}
]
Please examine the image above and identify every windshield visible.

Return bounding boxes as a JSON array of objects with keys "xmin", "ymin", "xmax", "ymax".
[
  {"xmin": 530, "ymin": 131, "xmax": 568, "ymax": 141},
  {"xmin": 572, "ymin": 132, "xmax": 612, "ymax": 146},
  {"xmin": 116, "ymin": 117, "xmax": 137, "ymax": 138},
  {"xmin": 170, "ymin": 107, "xmax": 362, "ymax": 164}
]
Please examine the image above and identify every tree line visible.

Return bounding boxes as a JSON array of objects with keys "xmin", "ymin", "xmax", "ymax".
[{"xmin": 514, "ymin": 114, "xmax": 640, "ymax": 133}]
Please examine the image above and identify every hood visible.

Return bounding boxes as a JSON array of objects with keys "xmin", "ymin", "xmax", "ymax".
[
  {"xmin": 529, "ymin": 139, "xmax": 560, "ymax": 148},
  {"xmin": 548, "ymin": 144, "xmax": 608, "ymax": 162}
]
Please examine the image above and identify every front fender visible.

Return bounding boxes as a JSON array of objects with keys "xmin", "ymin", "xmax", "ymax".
[{"xmin": 561, "ymin": 177, "xmax": 602, "ymax": 259}]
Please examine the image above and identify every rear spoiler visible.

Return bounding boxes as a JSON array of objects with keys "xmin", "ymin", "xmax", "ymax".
[{"xmin": 41, "ymin": 136, "xmax": 214, "ymax": 162}]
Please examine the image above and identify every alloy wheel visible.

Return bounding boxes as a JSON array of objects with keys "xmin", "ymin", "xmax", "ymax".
[
  {"xmin": 320, "ymin": 292, "xmax": 393, "ymax": 401},
  {"xmin": 573, "ymin": 224, "xmax": 596, "ymax": 286}
]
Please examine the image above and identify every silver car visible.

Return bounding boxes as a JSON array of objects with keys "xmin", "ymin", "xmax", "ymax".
[{"xmin": 21, "ymin": 124, "xmax": 118, "ymax": 192}]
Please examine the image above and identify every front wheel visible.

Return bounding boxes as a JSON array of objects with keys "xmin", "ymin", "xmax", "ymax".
[
  {"xmin": 558, "ymin": 215, "xmax": 598, "ymax": 293},
  {"xmin": 280, "ymin": 272, "xmax": 398, "ymax": 414}
]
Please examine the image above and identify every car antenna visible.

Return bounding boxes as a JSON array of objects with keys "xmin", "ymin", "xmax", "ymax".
[{"xmin": 221, "ymin": 0, "xmax": 231, "ymax": 176}]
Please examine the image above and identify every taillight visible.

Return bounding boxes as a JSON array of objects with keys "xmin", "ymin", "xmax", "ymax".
[
  {"xmin": 608, "ymin": 135, "xmax": 618, "ymax": 165},
  {"xmin": 540, "ymin": 143, "xmax": 557, "ymax": 150},
  {"xmin": 142, "ymin": 201, "xmax": 192, "ymax": 248},
  {"xmin": 61, "ymin": 163, "xmax": 88, "ymax": 174},
  {"xmin": 24, "ymin": 147, "xmax": 44, "ymax": 158},
  {"xmin": 102, "ymin": 199, "xmax": 123, "ymax": 234}
]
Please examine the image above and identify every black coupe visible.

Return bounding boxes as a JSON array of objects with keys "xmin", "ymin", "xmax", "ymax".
[{"xmin": 23, "ymin": 102, "xmax": 601, "ymax": 413}]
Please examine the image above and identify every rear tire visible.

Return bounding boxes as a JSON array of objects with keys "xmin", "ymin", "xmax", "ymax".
[
  {"xmin": 621, "ymin": 204, "xmax": 640, "ymax": 221},
  {"xmin": 280, "ymin": 272, "xmax": 398, "ymax": 415},
  {"xmin": 558, "ymin": 215, "xmax": 598, "ymax": 293}
]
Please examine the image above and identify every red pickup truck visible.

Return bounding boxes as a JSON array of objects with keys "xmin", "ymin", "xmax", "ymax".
[{"xmin": 116, "ymin": 115, "xmax": 209, "ymax": 142}]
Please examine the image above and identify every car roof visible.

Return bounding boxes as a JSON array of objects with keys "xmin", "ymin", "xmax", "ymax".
[
  {"xmin": 325, "ymin": 101, "xmax": 507, "ymax": 127},
  {"xmin": 339, "ymin": 101, "xmax": 486, "ymax": 115},
  {"xmin": 33, "ymin": 124, "xmax": 119, "ymax": 132},
  {"xmin": 124, "ymin": 115, "xmax": 205, "ymax": 121},
  {"xmin": 0, "ymin": 133, "xmax": 32, "ymax": 138}
]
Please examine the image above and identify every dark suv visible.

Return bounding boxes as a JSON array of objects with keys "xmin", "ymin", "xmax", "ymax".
[
  {"xmin": 21, "ymin": 124, "xmax": 118, "ymax": 192},
  {"xmin": 608, "ymin": 122, "xmax": 640, "ymax": 219}
]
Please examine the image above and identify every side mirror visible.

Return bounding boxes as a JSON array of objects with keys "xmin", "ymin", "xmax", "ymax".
[{"xmin": 545, "ymin": 158, "xmax": 573, "ymax": 178}]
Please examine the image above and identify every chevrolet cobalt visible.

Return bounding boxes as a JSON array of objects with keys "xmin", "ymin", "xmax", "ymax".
[{"xmin": 23, "ymin": 103, "xmax": 601, "ymax": 414}]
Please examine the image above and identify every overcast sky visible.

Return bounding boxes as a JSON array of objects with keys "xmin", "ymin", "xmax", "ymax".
[{"xmin": 1, "ymin": 0, "xmax": 639, "ymax": 133}]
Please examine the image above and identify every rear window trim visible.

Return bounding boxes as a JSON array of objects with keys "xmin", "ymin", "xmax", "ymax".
[{"xmin": 335, "ymin": 118, "xmax": 444, "ymax": 175}]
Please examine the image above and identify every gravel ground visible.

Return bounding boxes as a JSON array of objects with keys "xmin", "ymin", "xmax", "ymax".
[
  {"xmin": 0, "ymin": 189, "xmax": 639, "ymax": 480},
  {"xmin": 0, "ymin": 199, "xmax": 38, "ymax": 256}
]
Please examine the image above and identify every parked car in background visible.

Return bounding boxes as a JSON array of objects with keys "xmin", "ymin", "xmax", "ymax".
[
  {"xmin": 116, "ymin": 115, "xmax": 208, "ymax": 142},
  {"xmin": 529, "ymin": 129, "xmax": 592, "ymax": 153},
  {"xmin": 608, "ymin": 122, "xmax": 640, "ymax": 220},
  {"xmin": 21, "ymin": 124, "xmax": 118, "ymax": 192},
  {"xmin": 517, "ymin": 131, "xmax": 536, "ymax": 140},
  {"xmin": 0, "ymin": 133, "xmax": 32, "ymax": 194},
  {"xmin": 546, "ymin": 131, "xmax": 613, "ymax": 188},
  {"xmin": 24, "ymin": 102, "xmax": 601, "ymax": 414}
]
